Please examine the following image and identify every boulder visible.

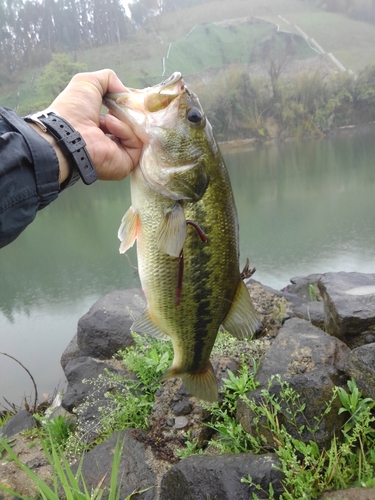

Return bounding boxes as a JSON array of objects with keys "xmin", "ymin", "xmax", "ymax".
[
  {"xmin": 237, "ymin": 318, "xmax": 350, "ymax": 449},
  {"xmin": 77, "ymin": 289, "xmax": 146, "ymax": 359},
  {"xmin": 283, "ymin": 274, "xmax": 324, "ymax": 301},
  {"xmin": 0, "ymin": 410, "xmax": 36, "ymax": 438},
  {"xmin": 318, "ymin": 272, "xmax": 375, "ymax": 347},
  {"xmin": 60, "ymin": 333, "xmax": 82, "ymax": 369},
  {"xmin": 61, "ymin": 357, "xmax": 127, "ymax": 413},
  {"xmin": 344, "ymin": 343, "xmax": 375, "ymax": 399},
  {"xmin": 71, "ymin": 429, "xmax": 156, "ymax": 500},
  {"xmin": 254, "ymin": 317, "xmax": 349, "ymax": 386},
  {"xmin": 159, "ymin": 453, "xmax": 284, "ymax": 499},
  {"xmin": 292, "ymin": 301, "xmax": 326, "ymax": 329}
]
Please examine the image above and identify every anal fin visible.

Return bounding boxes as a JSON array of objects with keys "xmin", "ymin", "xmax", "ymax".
[{"xmin": 222, "ymin": 280, "xmax": 258, "ymax": 340}]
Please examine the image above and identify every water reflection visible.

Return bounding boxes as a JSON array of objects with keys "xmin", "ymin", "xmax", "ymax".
[
  {"xmin": 225, "ymin": 131, "xmax": 375, "ymax": 287},
  {"xmin": 1, "ymin": 130, "xmax": 374, "ymax": 406}
]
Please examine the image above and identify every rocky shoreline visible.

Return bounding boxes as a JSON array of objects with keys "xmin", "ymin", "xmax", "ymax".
[{"xmin": 1, "ymin": 271, "xmax": 375, "ymax": 499}]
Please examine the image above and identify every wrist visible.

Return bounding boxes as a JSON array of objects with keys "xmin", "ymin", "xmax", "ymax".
[
  {"xmin": 24, "ymin": 111, "xmax": 98, "ymax": 190},
  {"xmin": 27, "ymin": 122, "xmax": 71, "ymax": 185}
]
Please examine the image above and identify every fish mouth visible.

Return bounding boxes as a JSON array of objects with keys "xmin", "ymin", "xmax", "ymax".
[
  {"xmin": 103, "ymin": 72, "xmax": 185, "ymax": 116},
  {"xmin": 103, "ymin": 72, "xmax": 187, "ymax": 142}
]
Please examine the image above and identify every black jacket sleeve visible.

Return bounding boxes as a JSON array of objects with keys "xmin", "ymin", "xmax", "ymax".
[{"xmin": 0, "ymin": 107, "xmax": 60, "ymax": 248}]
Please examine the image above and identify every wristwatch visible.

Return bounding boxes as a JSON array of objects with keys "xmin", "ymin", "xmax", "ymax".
[{"xmin": 24, "ymin": 111, "xmax": 98, "ymax": 190}]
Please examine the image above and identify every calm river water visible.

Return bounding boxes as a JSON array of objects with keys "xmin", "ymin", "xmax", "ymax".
[{"xmin": 1, "ymin": 128, "xmax": 375, "ymax": 407}]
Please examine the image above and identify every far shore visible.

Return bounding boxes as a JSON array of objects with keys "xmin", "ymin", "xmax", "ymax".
[{"xmin": 218, "ymin": 120, "xmax": 375, "ymax": 152}]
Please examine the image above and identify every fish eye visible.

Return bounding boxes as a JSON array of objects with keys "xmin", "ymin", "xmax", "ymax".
[{"xmin": 187, "ymin": 108, "xmax": 204, "ymax": 125}]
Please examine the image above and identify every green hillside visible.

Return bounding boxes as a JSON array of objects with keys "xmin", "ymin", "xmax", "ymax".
[
  {"xmin": 164, "ymin": 18, "xmax": 315, "ymax": 77},
  {"xmin": 1, "ymin": 0, "xmax": 375, "ymax": 114}
]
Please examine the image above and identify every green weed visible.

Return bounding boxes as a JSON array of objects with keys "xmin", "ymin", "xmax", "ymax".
[
  {"xmin": 241, "ymin": 377, "xmax": 375, "ymax": 499},
  {"xmin": 0, "ymin": 434, "xmax": 127, "ymax": 500},
  {"xmin": 33, "ymin": 414, "xmax": 74, "ymax": 452},
  {"xmin": 174, "ymin": 367, "xmax": 375, "ymax": 499},
  {"xmin": 64, "ymin": 333, "xmax": 173, "ymax": 457},
  {"xmin": 202, "ymin": 360, "xmax": 261, "ymax": 455}
]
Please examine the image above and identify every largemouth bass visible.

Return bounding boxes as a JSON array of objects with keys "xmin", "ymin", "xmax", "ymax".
[{"xmin": 103, "ymin": 72, "xmax": 258, "ymax": 402}]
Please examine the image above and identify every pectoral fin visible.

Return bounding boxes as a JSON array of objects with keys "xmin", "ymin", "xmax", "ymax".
[
  {"xmin": 118, "ymin": 206, "xmax": 139, "ymax": 254},
  {"xmin": 132, "ymin": 310, "xmax": 170, "ymax": 341},
  {"xmin": 222, "ymin": 280, "xmax": 258, "ymax": 340},
  {"xmin": 156, "ymin": 203, "xmax": 187, "ymax": 257}
]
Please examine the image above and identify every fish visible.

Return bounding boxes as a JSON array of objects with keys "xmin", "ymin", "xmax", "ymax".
[{"xmin": 103, "ymin": 72, "xmax": 258, "ymax": 402}]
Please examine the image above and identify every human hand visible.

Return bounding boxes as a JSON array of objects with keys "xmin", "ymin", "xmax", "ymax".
[{"xmin": 47, "ymin": 69, "xmax": 142, "ymax": 182}]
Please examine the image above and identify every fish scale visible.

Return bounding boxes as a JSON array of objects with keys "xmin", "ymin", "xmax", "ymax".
[{"xmin": 103, "ymin": 72, "xmax": 258, "ymax": 402}]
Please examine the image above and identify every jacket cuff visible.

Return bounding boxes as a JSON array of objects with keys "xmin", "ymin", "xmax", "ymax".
[{"xmin": 0, "ymin": 107, "xmax": 60, "ymax": 206}]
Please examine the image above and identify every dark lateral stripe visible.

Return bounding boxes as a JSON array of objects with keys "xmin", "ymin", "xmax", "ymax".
[{"xmin": 191, "ymin": 242, "xmax": 211, "ymax": 369}]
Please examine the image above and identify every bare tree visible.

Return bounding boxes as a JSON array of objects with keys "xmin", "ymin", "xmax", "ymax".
[{"xmin": 257, "ymin": 33, "xmax": 297, "ymax": 101}]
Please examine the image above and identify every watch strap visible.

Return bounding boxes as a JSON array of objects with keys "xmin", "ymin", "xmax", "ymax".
[{"xmin": 24, "ymin": 111, "xmax": 98, "ymax": 189}]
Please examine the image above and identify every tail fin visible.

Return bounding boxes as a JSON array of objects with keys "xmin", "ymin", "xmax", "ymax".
[{"xmin": 160, "ymin": 362, "xmax": 218, "ymax": 403}]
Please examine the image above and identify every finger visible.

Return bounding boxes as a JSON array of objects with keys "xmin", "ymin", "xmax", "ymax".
[
  {"xmin": 71, "ymin": 69, "xmax": 129, "ymax": 97},
  {"xmin": 97, "ymin": 138, "xmax": 138, "ymax": 180},
  {"xmin": 101, "ymin": 114, "xmax": 143, "ymax": 149}
]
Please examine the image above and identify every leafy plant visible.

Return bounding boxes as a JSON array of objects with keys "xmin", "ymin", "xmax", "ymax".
[
  {"xmin": 205, "ymin": 360, "xmax": 261, "ymax": 454},
  {"xmin": 337, "ymin": 378, "xmax": 375, "ymax": 431},
  {"xmin": 176, "ymin": 430, "xmax": 204, "ymax": 459},
  {"xmin": 33, "ymin": 414, "xmax": 74, "ymax": 451}
]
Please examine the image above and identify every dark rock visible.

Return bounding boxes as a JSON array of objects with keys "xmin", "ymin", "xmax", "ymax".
[
  {"xmin": 237, "ymin": 318, "xmax": 350, "ymax": 449},
  {"xmin": 159, "ymin": 453, "xmax": 284, "ymax": 499},
  {"xmin": 255, "ymin": 318, "xmax": 350, "ymax": 386},
  {"xmin": 172, "ymin": 399, "xmax": 192, "ymax": 416},
  {"xmin": 61, "ymin": 357, "xmax": 126, "ymax": 412},
  {"xmin": 77, "ymin": 289, "xmax": 146, "ymax": 359},
  {"xmin": 71, "ymin": 429, "xmax": 156, "ymax": 500},
  {"xmin": 0, "ymin": 410, "xmax": 36, "ymax": 438},
  {"xmin": 283, "ymin": 274, "xmax": 324, "ymax": 301},
  {"xmin": 318, "ymin": 272, "xmax": 375, "ymax": 347},
  {"xmin": 60, "ymin": 333, "xmax": 83, "ymax": 369},
  {"xmin": 344, "ymin": 344, "xmax": 375, "ymax": 399},
  {"xmin": 292, "ymin": 301, "xmax": 326, "ymax": 329}
]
